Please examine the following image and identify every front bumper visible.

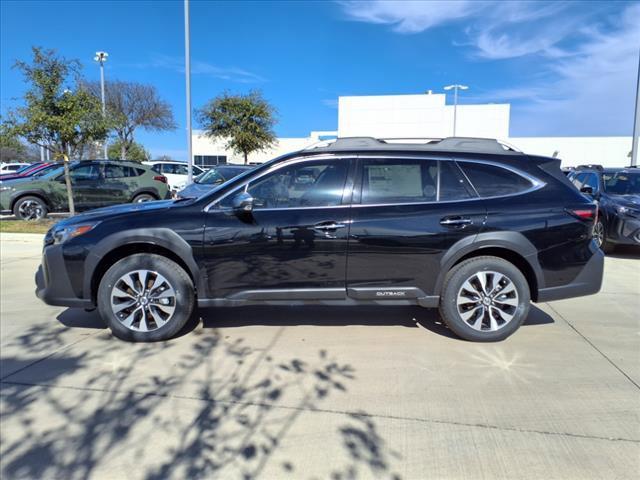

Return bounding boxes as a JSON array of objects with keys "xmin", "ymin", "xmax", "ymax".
[
  {"xmin": 536, "ymin": 248, "xmax": 604, "ymax": 302},
  {"xmin": 608, "ymin": 215, "xmax": 640, "ymax": 246},
  {"xmin": 35, "ymin": 243, "xmax": 93, "ymax": 308}
]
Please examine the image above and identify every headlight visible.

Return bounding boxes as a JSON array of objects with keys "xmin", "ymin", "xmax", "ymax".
[
  {"xmin": 52, "ymin": 222, "xmax": 100, "ymax": 244},
  {"xmin": 617, "ymin": 205, "xmax": 640, "ymax": 217},
  {"xmin": 0, "ymin": 186, "xmax": 13, "ymax": 192}
]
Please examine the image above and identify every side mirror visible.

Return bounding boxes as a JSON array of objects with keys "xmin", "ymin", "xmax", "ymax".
[
  {"xmin": 232, "ymin": 191, "xmax": 254, "ymax": 214},
  {"xmin": 580, "ymin": 186, "xmax": 594, "ymax": 195}
]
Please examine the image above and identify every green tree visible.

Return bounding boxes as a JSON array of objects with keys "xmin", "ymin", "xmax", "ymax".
[
  {"xmin": 8, "ymin": 47, "xmax": 109, "ymax": 215},
  {"xmin": 0, "ymin": 120, "xmax": 26, "ymax": 162},
  {"xmin": 196, "ymin": 90, "xmax": 277, "ymax": 164},
  {"xmin": 84, "ymin": 80, "xmax": 176, "ymax": 160},
  {"xmin": 107, "ymin": 139, "xmax": 149, "ymax": 162}
]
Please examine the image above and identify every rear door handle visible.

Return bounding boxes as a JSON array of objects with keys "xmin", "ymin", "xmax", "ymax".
[{"xmin": 440, "ymin": 216, "xmax": 473, "ymax": 227}]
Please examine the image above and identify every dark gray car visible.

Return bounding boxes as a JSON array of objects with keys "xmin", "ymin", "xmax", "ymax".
[{"xmin": 177, "ymin": 165, "xmax": 253, "ymax": 199}]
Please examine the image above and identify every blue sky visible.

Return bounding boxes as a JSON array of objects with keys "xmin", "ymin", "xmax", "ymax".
[{"xmin": 1, "ymin": 0, "xmax": 639, "ymax": 159}]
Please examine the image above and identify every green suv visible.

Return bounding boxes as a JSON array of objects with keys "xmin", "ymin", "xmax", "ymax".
[{"xmin": 0, "ymin": 160, "xmax": 170, "ymax": 220}]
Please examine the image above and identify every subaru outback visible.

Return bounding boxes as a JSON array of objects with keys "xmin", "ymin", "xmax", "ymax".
[{"xmin": 35, "ymin": 137, "xmax": 604, "ymax": 342}]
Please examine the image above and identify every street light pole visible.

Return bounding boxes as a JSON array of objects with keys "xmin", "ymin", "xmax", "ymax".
[
  {"xmin": 444, "ymin": 84, "xmax": 469, "ymax": 137},
  {"xmin": 184, "ymin": 0, "xmax": 193, "ymax": 183},
  {"xmin": 94, "ymin": 51, "xmax": 109, "ymax": 159},
  {"xmin": 631, "ymin": 50, "xmax": 640, "ymax": 167}
]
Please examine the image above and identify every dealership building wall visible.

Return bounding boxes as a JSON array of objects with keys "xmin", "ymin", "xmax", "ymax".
[{"xmin": 192, "ymin": 93, "xmax": 633, "ymax": 168}]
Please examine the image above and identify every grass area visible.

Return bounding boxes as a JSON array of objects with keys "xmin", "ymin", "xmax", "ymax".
[{"xmin": 0, "ymin": 218, "xmax": 57, "ymax": 234}]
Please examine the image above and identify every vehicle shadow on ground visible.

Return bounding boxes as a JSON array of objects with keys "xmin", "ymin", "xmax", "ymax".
[
  {"xmin": 1, "ymin": 321, "xmax": 403, "ymax": 479},
  {"xmin": 607, "ymin": 245, "xmax": 640, "ymax": 260},
  {"xmin": 198, "ymin": 304, "xmax": 554, "ymax": 340}
]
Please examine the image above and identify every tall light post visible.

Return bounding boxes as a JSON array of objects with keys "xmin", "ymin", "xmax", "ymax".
[
  {"xmin": 94, "ymin": 51, "xmax": 109, "ymax": 159},
  {"xmin": 631, "ymin": 50, "xmax": 640, "ymax": 167},
  {"xmin": 184, "ymin": 0, "xmax": 193, "ymax": 183},
  {"xmin": 444, "ymin": 84, "xmax": 469, "ymax": 137}
]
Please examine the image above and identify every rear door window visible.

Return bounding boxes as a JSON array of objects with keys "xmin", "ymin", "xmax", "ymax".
[
  {"xmin": 458, "ymin": 162, "xmax": 533, "ymax": 197},
  {"xmin": 360, "ymin": 158, "xmax": 474, "ymax": 204}
]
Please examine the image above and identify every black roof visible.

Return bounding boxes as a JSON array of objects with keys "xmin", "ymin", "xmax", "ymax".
[{"xmin": 305, "ymin": 137, "xmax": 524, "ymax": 156}]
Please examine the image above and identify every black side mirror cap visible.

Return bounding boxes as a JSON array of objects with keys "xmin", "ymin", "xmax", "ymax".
[
  {"xmin": 232, "ymin": 191, "xmax": 254, "ymax": 214},
  {"xmin": 580, "ymin": 186, "xmax": 594, "ymax": 195}
]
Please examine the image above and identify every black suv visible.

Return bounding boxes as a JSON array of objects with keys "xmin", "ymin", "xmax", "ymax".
[
  {"xmin": 567, "ymin": 165, "xmax": 640, "ymax": 252},
  {"xmin": 35, "ymin": 137, "xmax": 604, "ymax": 342}
]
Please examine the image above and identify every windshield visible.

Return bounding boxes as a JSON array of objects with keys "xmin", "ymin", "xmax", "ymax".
[
  {"xmin": 195, "ymin": 168, "xmax": 225, "ymax": 185},
  {"xmin": 603, "ymin": 172, "xmax": 640, "ymax": 195}
]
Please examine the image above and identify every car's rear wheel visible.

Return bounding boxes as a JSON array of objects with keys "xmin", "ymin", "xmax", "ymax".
[
  {"xmin": 132, "ymin": 193, "xmax": 156, "ymax": 203},
  {"xmin": 97, "ymin": 254, "xmax": 195, "ymax": 342},
  {"xmin": 13, "ymin": 196, "xmax": 48, "ymax": 221},
  {"xmin": 439, "ymin": 256, "xmax": 530, "ymax": 342}
]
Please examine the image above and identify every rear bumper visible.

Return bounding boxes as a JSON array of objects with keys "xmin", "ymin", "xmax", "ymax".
[
  {"xmin": 536, "ymin": 248, "xmax": 604, "ymax": 302},
  {"xmin": 35, "ymin": 245, "xmax": 93, "ymax": 308}
]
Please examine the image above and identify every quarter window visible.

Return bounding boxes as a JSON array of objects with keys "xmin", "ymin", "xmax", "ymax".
[{"xmin": 458, "ymin": 162, "xmax": 533, "ymax": 197}]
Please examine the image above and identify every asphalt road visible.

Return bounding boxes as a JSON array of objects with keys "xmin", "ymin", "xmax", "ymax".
[{"xmin": 1, "ymin": 232, "xmax": 638, "ymax": 480}]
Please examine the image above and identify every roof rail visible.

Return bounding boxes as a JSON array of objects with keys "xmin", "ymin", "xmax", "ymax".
[{"xmin": 575, "ymin": 164, "xmax": 604, "ymax": 171}]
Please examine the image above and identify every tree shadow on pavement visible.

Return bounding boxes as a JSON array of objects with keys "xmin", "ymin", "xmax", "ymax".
[{"xmin": 1, "ymin": 320, "xmax": 403, "ymax": 479}]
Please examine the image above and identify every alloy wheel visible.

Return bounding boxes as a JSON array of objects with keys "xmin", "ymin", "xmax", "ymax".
[
  {"xmin": 110, "ymin": 270, "xmax": 177, "ymax": 332},
  {"xmin": 593, "ymin": 222, "xmax": 604, "ymax": 248},
  {"xmin": 18, "ymin": 200, "xmax": 44, "ymax": 220},
  {"xmin": 456, "ymin": 271, "xmax": 519, "ymax": 332}
]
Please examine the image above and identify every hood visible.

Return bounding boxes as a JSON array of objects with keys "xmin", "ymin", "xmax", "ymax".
[
  {"xmin": 0, "ymin": 176, "xmax": 42, "ymax": 187},
  {"xmin": 55, "ymin": 200, "xmax": 179, "ymax": 227},
  {"xmin": 177, "ymin": 182, "xmax": 214, "ymax": 199}
]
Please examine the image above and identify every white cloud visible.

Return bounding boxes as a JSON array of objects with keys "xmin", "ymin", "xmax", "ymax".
[
  {"xmin": 338, "ymin": 1, "xmax": 640, "ymax": 135},
  {"xmin": 134, "ymin": 54, "xmax": 266, "ymax": 83}
]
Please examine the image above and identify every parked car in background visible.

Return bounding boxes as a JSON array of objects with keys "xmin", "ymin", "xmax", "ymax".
[
  {"xmin": 177, "ymin": 164, "xmax": 253, "ymax": 198},
  {"xmin": 568, "ymin": 165, "xmax": 640, "ymax": 252},
  {"xmin": 35, "ymin": 137, "xmax": 603, "ymax": 343},
  {"xmin": 0, "ymin": 162, "xmax": 58, "ymax": 182},
  {"xmin": 0, "ymin": 160, "xmax": 170, "ymax": 220},
  {"xmin": 0, "ymin": 162, "xmax": 30, "ymax": 175},
  {"xmin": 143, "ymin": 161, "xmax": 204, "ymax": 192}
]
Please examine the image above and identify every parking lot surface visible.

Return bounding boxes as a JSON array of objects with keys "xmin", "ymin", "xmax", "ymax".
[{"xmin": 1, "ymin": 232, "xmax": 638, "ymax": 480}]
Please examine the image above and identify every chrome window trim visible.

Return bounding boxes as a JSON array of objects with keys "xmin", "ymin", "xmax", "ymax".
[
  {"xmin": 203, "ymin": 154, "xmax": 349, "ymax": 212},
  {"xmin": 204, "ymin": 153, "xmax": 546, "ymax": 212}
]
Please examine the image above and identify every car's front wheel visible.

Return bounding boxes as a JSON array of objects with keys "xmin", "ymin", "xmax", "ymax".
[
  {"xmin": 97, "ymin": 254, "xmax": 195, "ymax": 342},
  {"xmin": 439, "ymin": 256, "xmax": 530, "ymax": 342},
  {"xmin": 593, "ymin": 220, "xmax": 615, "ymax": 253}
]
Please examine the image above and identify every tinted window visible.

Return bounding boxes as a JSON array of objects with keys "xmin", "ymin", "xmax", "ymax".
[
  {"xmin": 603, "ymin": 172, "xmax": 640, "ymax": 195},
  {"xmin": 151, "ymin": 164, "xmax": 162, "ymax": 174},
  {"xmin": 459, "ymin": 162, "xmax": 532, "ymax": 197},
  {"xmin": 242, "ymin": 160, "xmax": 348, "ymax": 209},
  {"xmin": 571, "ymin": 172, "xmax": 587, "ymax": 189},
  {"xmin": 361, "ymin": 159, "xmax": 473, "ymax": 204},
  {"xmin": 581, "ymin": 173, "xmax": 599, "ymax": 192},
  {"xmin": 104, "ymin": 164, "xmax": 126, "ymax": 178},
  {"xmin": 70, "ymin": 164, "xmax": 100, "ymax": 181}
]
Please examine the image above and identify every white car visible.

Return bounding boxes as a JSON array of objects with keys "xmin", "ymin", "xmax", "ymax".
[
  {"xmin": 143, "ymin": 161, "xmax": 205, "ymax": 192},
  {"xmin": 0, "ymin": 163, "xmax": 30, "ymax": 176}
]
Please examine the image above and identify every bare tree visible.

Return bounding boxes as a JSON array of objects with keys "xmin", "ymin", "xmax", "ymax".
[{"xmin": 84, "ymin": 80, "xmax": 176, "ymax": 160}]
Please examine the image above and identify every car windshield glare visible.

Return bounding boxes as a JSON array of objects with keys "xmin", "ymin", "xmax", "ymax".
[
  {"xmin": 603, "ymin": 172, "xmax": 640, "ymax": 195},
  {"xmin": 195, "ymin": 168, "xmax": 225, "ymax": 185}
]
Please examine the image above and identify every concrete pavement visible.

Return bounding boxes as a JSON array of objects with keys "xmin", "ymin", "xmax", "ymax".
[{"xmin": 1, "ymin": 233, "xmax": 638, "ymax": 479}]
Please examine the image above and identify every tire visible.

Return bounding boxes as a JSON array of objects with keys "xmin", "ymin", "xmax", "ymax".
[
  {"xmin": 97, "ymin": 254, "xmax": 195, "ymax": 342},
  {"xmin": 13, "ymin": 196, "xmax": 48, "ymax": 221},
  {"xmin": 439, "ymin": 256, "xmax": 531, "ymax": 342},
  {"xmin": 132, "ymin": 193, "xmax": 156, "ymax": 203},
  {"xmin": 593, "ymin": 220, "xmax": 615, "ymax": 254}
]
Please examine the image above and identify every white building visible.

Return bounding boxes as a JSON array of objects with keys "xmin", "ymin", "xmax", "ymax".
[{"xmin": 192, "ymin": 93, "xmax": 633, "ymax": 168}]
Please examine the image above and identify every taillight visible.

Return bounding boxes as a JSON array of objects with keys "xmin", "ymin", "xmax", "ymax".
[
  {"xmin": 154, "ymin": 175, "xmax": 168, "ymax": 184},
  {"xmin": 566, "ymin": 207, "xmax": 597, "ymax": 222}
]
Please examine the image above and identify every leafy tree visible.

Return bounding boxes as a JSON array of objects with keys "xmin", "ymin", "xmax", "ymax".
[
  {"xmin": 8, "ymin": 47, "xmax": 109, "ymax": 215},
  {"xmin": 0, "ymin": 120, "xmax": 27, "ymax": 162},
  {"xmin": 84, "ymin": 80, "xmax": 176, "ymax": 160},
  {"xmin": 107, "ymin": 139, "xmax": 149, "ymax": 162},
  {"xmin": 197, "ymin": 90, "xmax": 277, "ymax": 164}
]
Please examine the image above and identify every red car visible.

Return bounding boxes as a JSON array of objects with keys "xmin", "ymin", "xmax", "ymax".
[{"xmin": 0, "ymin": 162, "xmax": 57, "ymax": 182}]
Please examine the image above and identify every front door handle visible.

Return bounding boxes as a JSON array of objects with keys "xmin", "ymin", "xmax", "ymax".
[
  {"xmin": 313, "ymin": 222, "xmax": 347, "ymax": 231},
  {"xmin": 440, "ymin": 216, "xmax": 473, "ymax": 227}
]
